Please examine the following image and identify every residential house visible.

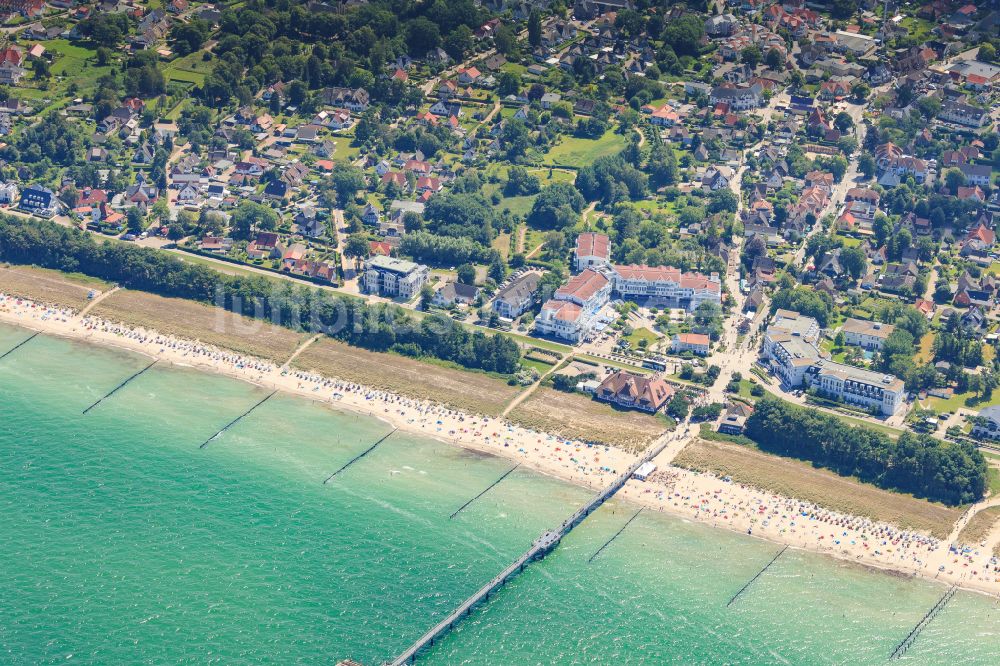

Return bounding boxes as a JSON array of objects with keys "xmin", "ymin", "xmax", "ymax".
[
  {"xmin": 840, "ymin": 318, "xmax": 894, "ymax": 350},
  {"xmin": 971, "ymin": 405, "xmax": 1000, "ymax": 440},
  {"xmin": 939, "ymin": 100, "xmax": 991, "ymax": 128},
  {"xmin": 432, "ymin": 281, "xmax": 480, "ymax": 307},
  {"xmin": 491, "ymin": 271, "xmax": 542, "ymax": 319},
  {"xmin": 18, "ymin": 184, "xmax": 55, "ymax": 217}
]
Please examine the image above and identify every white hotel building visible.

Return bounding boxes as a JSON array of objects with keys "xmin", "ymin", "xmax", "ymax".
[
  {"xmin": 611, "ymin": 264, "xmax": 722, "ymax": 311},
  {"xmin": 761, "ymin": 310, "xmax": 905, "ymax": 416},
  {"xmin": 537, "ymin": 233, "xmax": 724, "ymax": 343},
  {"xmin": 534, "ymin": 269, "xmax": 611, "ymax": 342}
]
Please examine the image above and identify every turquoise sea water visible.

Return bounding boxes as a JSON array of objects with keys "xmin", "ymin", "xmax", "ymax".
[{"xmin": 1, "ymin": 323, "xmax": 998, "ymax": 665}]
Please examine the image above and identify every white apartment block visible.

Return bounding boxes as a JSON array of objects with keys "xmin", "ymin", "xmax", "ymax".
[
  {"xmin": 808, "ymin": 362, "xmax": 905, "ymax": 416},
  {"xmin": 362, "ymin": 255, "xmax": 428, "ymax": 299}
]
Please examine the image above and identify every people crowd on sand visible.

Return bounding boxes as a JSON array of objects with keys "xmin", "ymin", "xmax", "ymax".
[
  {"xmin": 635, "ymin": 468, "xmax": 1000, "ymax": 586},
  {"xmin": 3, "ymin": 290, "xmax": 1000, "ymax": 593}
]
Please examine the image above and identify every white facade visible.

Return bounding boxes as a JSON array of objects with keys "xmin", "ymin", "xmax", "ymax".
[
  {"xmin": 761, "ymin": 312, "xmax": 904, "ymax": 416},
  {"xmin": 808, "ymin": 362, "xmax": 905, "ymax": 416},
  {"xmin": 611, "ymin": 265, "xmax": 722, "ymax": 311},
  {"xmin": 840, "ymin": 318, "xmax": 893, "ymax": 350},
  {"xmin": 362, "ymin": 255, "xmax": 428, "ymax": 299}
]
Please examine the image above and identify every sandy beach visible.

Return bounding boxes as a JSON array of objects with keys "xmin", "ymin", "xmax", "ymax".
[{"xmin": 2, "ymin": 291, "xmax": 999, "ymax": 597}]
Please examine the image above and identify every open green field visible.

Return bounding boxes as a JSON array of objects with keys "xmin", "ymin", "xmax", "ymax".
[
  {"xmin": 541, "ymin": 128, "xmax": 627, "ymax": 168},
  {"xmin": 624, "ymin": 326, "xmax": 660, "ymax": 350}
]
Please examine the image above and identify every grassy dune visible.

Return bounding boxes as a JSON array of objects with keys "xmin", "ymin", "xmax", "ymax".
[
  {"xmin": 92, "ymin": 289, "xmax": 306, "ymax": 362},
  {"xmin": 956, "ymin": 506, "xmax": 1000, "ymax": 548},
  {"xmin": 293, "ymin": 337, "xmax": 522, "ymax": 416},
  {"xmin": 0, "ymin": 264, "xmax": 110, "ymax": 311},
  {"xmin": 507, "ymin": 386, "xmax": 668, "ymax": 452},
  {"xmin": 673, "ymin": 438, "xmax": 962, "ymax": 539}
]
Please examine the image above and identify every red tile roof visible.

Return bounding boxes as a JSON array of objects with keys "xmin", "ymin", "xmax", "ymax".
[{"xmin": 575, "ymin": 232, "xmax": 610, "ymax": 260}]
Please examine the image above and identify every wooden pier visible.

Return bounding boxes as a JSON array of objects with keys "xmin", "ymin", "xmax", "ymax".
[{"xmin": 387, "ymin": 429, "xmax": 680, "ymax": 665}]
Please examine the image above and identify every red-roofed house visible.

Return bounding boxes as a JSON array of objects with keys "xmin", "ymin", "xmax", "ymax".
[
  {"xmin": 595, "ymin": 371, "xmax": 674, "ymax": 413},
  {"xmin": 671, "ymin": 332, "xmax": 710, "ymax": 355},
  {"xmin": 966, "ymin": 221, "xmax": 995, "ymax": 246}
]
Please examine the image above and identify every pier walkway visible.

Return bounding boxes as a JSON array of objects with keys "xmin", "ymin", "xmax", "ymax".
[{"xmin": 388, "ymin": 425, "xmax": 687, "ymax": 665}]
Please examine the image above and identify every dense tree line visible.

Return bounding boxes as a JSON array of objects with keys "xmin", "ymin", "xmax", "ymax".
[
  {"xmin": 746, "ymin": 398, "xmax": 986, "ymax": 506},
  {"xmin": 576, "ymin": 154, "xmax": 648, "ymax": 204},
  {"xmin": 399, "ymin": 230, "xmax": 499, "ymax": 267},
  {"xmin": 770, "ymin": 287, "xmax": 834, "ymax": 328},
  {"xmin": 0, "ymin": 216, "xmax": 519, "ymax": 374},
  {"xmin": 423, "ymin": 192, "xmax": 496, "ymax": 245}
]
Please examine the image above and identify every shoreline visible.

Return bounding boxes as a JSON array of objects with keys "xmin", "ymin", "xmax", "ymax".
[{"xmin": 2, "ymin": 292, "xmax": 999, "ymax": 598}]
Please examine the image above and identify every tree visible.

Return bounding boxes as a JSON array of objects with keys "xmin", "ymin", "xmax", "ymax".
[
  {"xmin": 978, "ymin": 43, "xmax": 996, "ymax": 63},
  {"xmin": 0, "ymin": 215, "xmax": 522, "ymax": 375},
  {"xmin": 456, "ymin": 263, "xmax": 476, "ymax": 285},
  {"xmin": 500, "ymin": 118, "xmax": 531, "ymax": 160},
  {"xmin": 488, "ymin": 255, "xmax": 506, "ymax": 283},
  {"xmin": 405, "ymin": 17, "xmax": 441, "ymax": 57},
  {"xmin": 494, "ymin": 24, "xmax": 518, "ymax": 56},
  {"xmin": 126, "ymin": 207, "xmax": 145, "ymax": 235},
  {"xmin": 420, "ymin": 283, "xmax": 435, "ymax": 310},
  {"xmin": 707, "ymin": 189, "xmax": 738, "ymax": 215},
  {"xmin": 497, "ymin": 71, "xmax": 521, "ymax": 97},
  {"xmin": 834, "ymin": 111, "xmax": 854, "ymax": 134},
  {"xmin": 858, "ymin": 153, "xmax": 876, "ymax": 179},
  {"xmin": 661, "ymin": 15, "xmax": 704, "ymax": 56},
  {"xmin": 851, "ymin": 81, "xmax": 870, "ymax": 102},
  {"xmin": 944, "ymin": 168, "xmax": 966, "ymax": 193},
  {"xmin": 740, "ymin": 45, "xmax": 762, "ymax": 67},
  {"xmin": 528, "ymin": 183, "xmax": 585, "ymax": 229},
  {"xmin": 528, "ymin": 10, "xmax": 542, "ymax": 48},
  {"xmin": 764, "ymin": 47, "xmax": 784, "ymax": 71},
  {"xmin": 505, "ymin": 165, "xmax": 540, "ymax": 196},
  {"xmin": 328, "ymin": 163, "xmax": 366, "ymax": 207},
  {"xmin": 444, "ymin": 25, "xmax": 473, "ymax": 61},
  {"xmin": 230, "ymin": 201, "xmax": 278, "ymax": 240},
  {"xmin": 666, "ymin": 393, "xmax": 691, "ymax": 420},
  {"xmin": 840, "ymin": 246, "xmax": 867, "ymax": 280},
  {"xmin": 745, "ymin": 397, "xmax": 986, "ymax": 505},
  {"xmin": 170, "ymin": 19, "xmax": 211, "ymax": 56},
  {"xmin": 344, "ymin": 234, "xmax": 370, "ymax": 266}
]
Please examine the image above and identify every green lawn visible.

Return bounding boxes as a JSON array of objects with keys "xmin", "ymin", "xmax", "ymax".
[
  {"xmin": 521, "ymin": 357, "xmax": 555, "ymax": 374},
  {"xmin": 163, "ymin": 66, "xmax": 206, "ymax": 85},
  {"xmin": 542, "ymin": 128, "xmax": 627, "ymax": 168},
  {"xmin": 921, "ymin": 389, "xmax": 1000, "ymax": 414},
  {"xmin": 624, "ymin": 326, "xmax": 660, "ymax": 350}
]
